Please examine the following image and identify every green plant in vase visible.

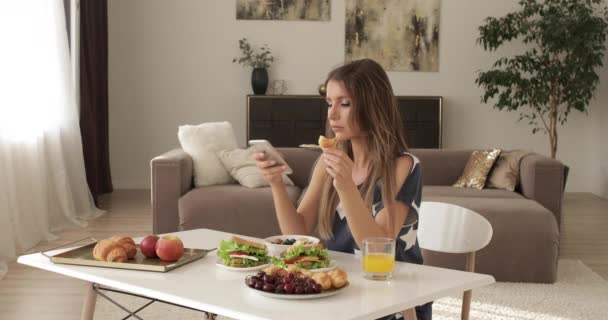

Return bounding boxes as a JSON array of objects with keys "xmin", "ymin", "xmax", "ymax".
[{"xmin": 233, "ymin": 38, "xmax": 274, "ymax": 95}]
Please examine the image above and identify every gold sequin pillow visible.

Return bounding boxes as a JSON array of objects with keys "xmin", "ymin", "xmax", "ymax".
[{"xmin": 453, "ymin": 149, "xmax": 502, "ymax": 189}]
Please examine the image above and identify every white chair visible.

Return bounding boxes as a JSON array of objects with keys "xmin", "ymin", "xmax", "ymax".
[{"xmin": 417, "ymin": 201, "xmax": 493, "ymax": 320}]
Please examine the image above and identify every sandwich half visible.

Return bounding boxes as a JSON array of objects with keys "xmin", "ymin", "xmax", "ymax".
[
  {"xmin": 218, "ymin": 236, "xmax": 269, "ymax": 267},
  {"xmin": 282, "ymin": 244, "xmax": 330, "ymax": 270}
]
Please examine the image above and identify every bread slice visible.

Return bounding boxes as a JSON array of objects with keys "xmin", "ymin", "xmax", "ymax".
[
  {"xmin": 285, "ymin": 243, "xmax": 324, "ymax": 254},
  {"xmin": 231, "ymin": 236, "xmax": 266, "ymax": 250},
  {"xmin": 318, "ymin": 135, "xmax": 337, "ymax": 148}
]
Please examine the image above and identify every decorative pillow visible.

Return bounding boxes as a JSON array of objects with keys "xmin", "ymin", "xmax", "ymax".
[
  {"xmin": 177, "ymin": 122, "xmax": 238, "ymax": 187},
  {"xmin": 486, "ymin": 150, "xmax": 531, "ymax": 191},
  {"xmin": 453, "ymin": 149, "xmax": 502, "ymax": 189},
  {"xmin": 218, "ymin": 148, "xmax": 294, "ymax": 188}
]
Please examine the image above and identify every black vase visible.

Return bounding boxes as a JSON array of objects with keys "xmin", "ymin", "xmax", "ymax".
[{"xmin": 251, "ymin": 67, "xmax": 268, "ymax": 95}]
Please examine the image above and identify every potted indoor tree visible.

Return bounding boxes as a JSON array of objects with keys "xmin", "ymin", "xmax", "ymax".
[
  {"xmin": 233, "ymin": 38, "xmax": 274, "ymax": 95},
  {"xmin": 475, "ymin": 0, "xmax": 608, "ymax": 162}
]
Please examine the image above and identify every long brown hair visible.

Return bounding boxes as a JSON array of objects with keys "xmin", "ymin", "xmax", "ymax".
[{"xmin": 318, "ymin": 59, "xmax": 409, "ymax": 240}]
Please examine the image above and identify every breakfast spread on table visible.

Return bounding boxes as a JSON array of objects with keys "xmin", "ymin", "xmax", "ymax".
[{"xmin": 217, "ymin": 236, "xmax": 270, "ymax": 268}]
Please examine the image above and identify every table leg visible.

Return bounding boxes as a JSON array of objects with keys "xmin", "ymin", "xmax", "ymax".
[
  {"xmin": 461, "ymin": 251, "xmax": 476, "ymax": 320},
  {"xmin": 80, "ymin": 282, "xmax": 97, "ymax": 320},
  {"xmin": 403, "ymin": 308, "xmax": 417, "ymax": 320},
  {"xmin": 461, "ymin": 290, "xmax": 472, "ymax": 320}
]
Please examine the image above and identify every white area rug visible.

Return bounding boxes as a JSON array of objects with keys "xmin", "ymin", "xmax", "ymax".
[{"xmin": 94, "ymin": 260, "xmax": 608, "ymax": 320}]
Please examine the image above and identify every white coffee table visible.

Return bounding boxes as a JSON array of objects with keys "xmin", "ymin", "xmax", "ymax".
[{"xmin": 18, "ymin": 228, "xmax": 495, "ymax": 320}]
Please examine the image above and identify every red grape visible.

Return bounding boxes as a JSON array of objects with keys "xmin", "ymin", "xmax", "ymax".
[
  {"xmin": 263, "ymin": 274, "xmax": 275, "ymax": 284},
  {"xmin": 263, "ymin": 283, "xmax": 276, "ymax": 292},
  {"xmin": 284, "ymin": 284, "xmax": 294, "ymax": 294},
  {"xmin": 294, "ymin": 286, "xmax": 304, "ymax": 294}
]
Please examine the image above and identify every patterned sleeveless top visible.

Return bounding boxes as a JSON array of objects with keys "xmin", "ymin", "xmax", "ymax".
[{"xmin": 327, "ymin": 152, "xmax": 424, "ymax": 265}]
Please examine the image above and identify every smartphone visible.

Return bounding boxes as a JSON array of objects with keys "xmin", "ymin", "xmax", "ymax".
[{"xmin": 248, "ymin": 139, "xmax": 293, "ymax": 175}]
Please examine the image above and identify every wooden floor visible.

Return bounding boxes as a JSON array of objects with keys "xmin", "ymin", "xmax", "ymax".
[{"xmin": 0, "ymin": 191, "xmax": 606, "ymax": 319}]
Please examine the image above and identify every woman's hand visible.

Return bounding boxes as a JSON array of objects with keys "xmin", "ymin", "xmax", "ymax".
[
  {"xmin": 322, "ymin": 148, "xmax": 356, "ymax": 192},
  {"xmin": 254, "ymin": 152, "xmax": 287, "ymax": 186}
]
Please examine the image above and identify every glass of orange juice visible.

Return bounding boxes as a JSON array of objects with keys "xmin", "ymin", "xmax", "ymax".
[{"xmin": 362, "ymin": 237, "xmax": 396, "ymax": 281}]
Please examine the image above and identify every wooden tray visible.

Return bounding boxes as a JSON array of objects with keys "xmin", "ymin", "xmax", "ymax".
[{"xmin": 46, "ymin": 242, "xmax": 214, "ymax": 272}]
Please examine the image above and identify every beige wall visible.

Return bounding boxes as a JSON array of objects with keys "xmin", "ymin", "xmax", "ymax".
[
  {"xmin": 108, "ymin": 0, "xmax": 606, "ymax": 196},
  {"xmin": 594, "ymin": 74, "xmax": 608, "ymax": 198}
]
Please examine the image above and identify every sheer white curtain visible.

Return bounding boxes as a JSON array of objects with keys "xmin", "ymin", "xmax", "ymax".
[{"xmin": 0, "ymin": 0, "xmax": 104, "ymax": 279}]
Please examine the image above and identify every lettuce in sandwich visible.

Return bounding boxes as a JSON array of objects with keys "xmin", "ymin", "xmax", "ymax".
[
  {"xmin": 282, "ymin": 244, "xmax": 329, "ymax": 269},
  {"xmin": 217, "ymin": 236, "xmax": 269, "ymax": 268}
]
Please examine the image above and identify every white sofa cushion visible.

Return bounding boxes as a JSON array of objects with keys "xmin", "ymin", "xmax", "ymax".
[
  {"xmin": 218, "ymin": 148, "xmax": 294, "ymax": 188},
  {"xmin": 178, "ymin": 122, "xmax": 238, "ymax": 187}
]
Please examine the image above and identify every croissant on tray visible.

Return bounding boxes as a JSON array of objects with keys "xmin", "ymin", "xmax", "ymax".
[
  {"xmin": 110, "ymin": 236, "xmax": 137, "ymax": 259},
  {"xmin": 93, "ymin": 236, "xmax": 137, "ymax": 262}
]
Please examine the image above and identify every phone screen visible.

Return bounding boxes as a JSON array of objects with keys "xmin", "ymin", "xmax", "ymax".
[{"xmin": 249, "ymin": 140, "xmax": 293, "ymax": 175}]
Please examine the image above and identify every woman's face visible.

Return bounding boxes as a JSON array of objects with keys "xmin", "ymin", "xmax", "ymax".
[{"xmin": 325, "ymin": 79, "xmax": 362, "ymax": 140}]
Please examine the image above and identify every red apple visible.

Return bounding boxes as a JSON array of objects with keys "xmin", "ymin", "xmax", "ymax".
[
  {"xmin": 140, "ymin": 235, "xmax": 160, "ymax": 258},
  {"xmin": 155, "ymin": 236, "xmax": 184, "ymax": 262}
]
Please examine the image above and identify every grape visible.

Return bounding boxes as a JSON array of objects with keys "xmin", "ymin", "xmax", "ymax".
[
  {"xmin": 263, "ymin": 283, "xmax": 276, "ymax": 292},
  {"xmin": 246, "ymin": 277, "xmax": 256, "ymax": 288},
  {"xmin": 275, "ymin": 284, "xmax": 285, "ymax": 294},
  {"xmin": 306, "ymin": 278, "xmax": 316, "ymax": 285},
  {"xmin": 312, "ymin": 284, "xmax": 322, "ymax": 293},
  {"xmin": 255, "ymin": 282, "xmax": 264, "ymax": 290},
  {"xmin": 257, "ymin": 272, "xmax": 266, "ymax": 278},
  {"xmin": 294, "ymin": 286, "xmax": 304, "ymax": 294},
  {"xmin": 305, "ymin": 285, "xmax": 315, "ymax": 294},
  {"xmin": 263, "ymin": 274, "xmax": 275, "ymax": 284},
  {"xmin": 284, "ymin": 284, "xmax": 294, "ymax": 294},
  {"xmin": 282, "ymin": 276, "xmax": 291, "ymax": 284}
]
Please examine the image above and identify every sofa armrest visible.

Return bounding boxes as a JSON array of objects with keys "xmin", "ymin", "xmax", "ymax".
[
  {"xmin": 151, "ymin": 149, "xmax": 193, "ymax": 234},
  {"xmin": 519, "ymin": 153, "xmax": 564, "ymax": 229}
]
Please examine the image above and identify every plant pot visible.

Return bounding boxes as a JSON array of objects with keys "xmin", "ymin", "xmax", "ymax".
[
  {"xmin": 251, "ymin": 68, "xmax": 268, "ymax": 95},
  {"xmin": 563, "ymin": 165, "xmax": 570, "ymax": 191}
]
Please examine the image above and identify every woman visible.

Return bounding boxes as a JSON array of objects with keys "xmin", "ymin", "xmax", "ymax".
[{"xmin": 255, "ymin": 59, "xmax": 431, "ymax": 320}]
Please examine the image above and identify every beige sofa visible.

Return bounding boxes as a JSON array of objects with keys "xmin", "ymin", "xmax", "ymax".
[{"xmin": 151, "ymin": 148, "xmax": 564, "ymax": 283}]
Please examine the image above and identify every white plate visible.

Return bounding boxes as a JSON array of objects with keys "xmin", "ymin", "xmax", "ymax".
[
  {"xmin": 246, "ymin": 283, "xmax": 349, "ymax": 300},
  {"xmin": 215, "ymin": 262, "xmax": 271, "ymax": 272},
  {"xmin": 308, "ymin": 260, "xmax": 338, "ymax": 273}
]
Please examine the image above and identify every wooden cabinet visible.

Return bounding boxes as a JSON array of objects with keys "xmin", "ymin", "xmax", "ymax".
[{"xmin": 247, "ymin": 95, "xmax": 442, "ymax": 148}]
